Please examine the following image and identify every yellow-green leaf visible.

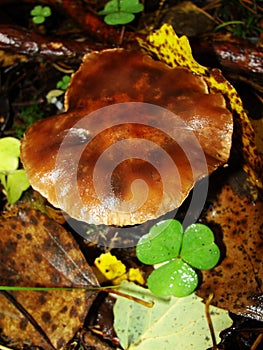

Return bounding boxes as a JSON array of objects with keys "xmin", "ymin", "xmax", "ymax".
[
  {"xmin": 0, "ymin": 137, "xmax": 21, "ymax": 172},
  {"xmin": 113, "ymin": 281, "xmax": 232, "ymax": 349},
  {"xmin": 6, "ymin": 169, "xmax": 30, "ymax": 204}
]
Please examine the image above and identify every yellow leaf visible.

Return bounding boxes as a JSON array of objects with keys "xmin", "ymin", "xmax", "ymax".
[
  {"xmin": 137, "ymin": 23, "xmax": 207, "ymax": 74},
  {"xmin": 112, "ymin": 273, "xmax": 128, "ymax": 285},
  {"xmin": 94, "ymin": 252, "xmax": 126, "ymax": 280},
  {"xmin": 138, "ymin": 24, "xmax": 262, "ymax": 192},
  {"xmin": 128, "ymin": 268, "xmax": 145, "ymax": 285}
]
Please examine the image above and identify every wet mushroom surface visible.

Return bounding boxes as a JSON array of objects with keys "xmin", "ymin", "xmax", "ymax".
[{"xmin": 20, "ymin": 49, "xmax": 233, "ymax": 226}]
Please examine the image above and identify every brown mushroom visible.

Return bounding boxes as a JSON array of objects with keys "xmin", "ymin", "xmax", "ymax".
[{"xmin": 21, "ymin": 49, "xmax": 233, "ymax": 226}]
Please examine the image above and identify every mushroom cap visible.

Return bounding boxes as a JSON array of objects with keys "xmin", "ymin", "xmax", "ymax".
[
  {"xmin": 21, "ymin": 49, "xmax": 233, "ymax": 226},
  {"xmin": 65, "ymin": 49, "xmax": 208, "ymax": 111}
]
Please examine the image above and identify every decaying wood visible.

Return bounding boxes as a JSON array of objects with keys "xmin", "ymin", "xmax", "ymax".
[
  {"xmin": 1, "ymin": 23, "xmax": 263, "ymax": 89},
  {"xmin": 192, "ymin": 34, "xmax": 263, "ymax": 86},
  {"xmin": 0, "ymin": 25, "xmax": 97, "ymax": 61}
]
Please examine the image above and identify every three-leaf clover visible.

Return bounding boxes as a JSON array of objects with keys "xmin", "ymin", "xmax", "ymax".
[
  {"xmin": 30, "ymin": 5, "xmax": 52, "ymax": 25},
  {"xmin": 98, "ymin": 0, "xmax": 144, "ymax": 25},
  {"xmin": 0, "ymin": 137, "xmax": 30, "ymax": 204},
  {"xmin": 136, "ymin": 219, "xmax": 220, "ymax": 297},
  {"xmin": 56, "ymin": 75, "xmax": 71, "ymax": 91}
]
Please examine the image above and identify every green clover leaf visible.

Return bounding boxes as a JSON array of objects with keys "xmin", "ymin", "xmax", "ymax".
[
  {"xmin": 56, "ymin": 75, "xmax": 71, "ymax": 91},
  {"xmin": 99, "ymin": 0, "xmax": 143, "ymax": 25},
  {"xmin": 180, "ymin": 224, "xmax": 220, "ymax": 270},
  {"xmin": 136, "ymin": 219, "xmax": 220, "ymax": 297},
  {"xmin": 98, "ymin": 0, "xmax": 119, "ymax": 15},
  {"xmin": 120, "ymin": 0, "xmax": 144, "ymax": 13},
  {"xmin": 30, "ymin": 5, "xmax": 52, "ymax": 25},
  {"xmin": 136, "ymin": 219, "xmax": 183, "ymax": 264},
  {"xmin": 148, "ymin": 258, "xmax": 198, "ymax": 297},
  {"xmin": 104, "ymin": 12, "xmax": 135, "ymax": 25}
]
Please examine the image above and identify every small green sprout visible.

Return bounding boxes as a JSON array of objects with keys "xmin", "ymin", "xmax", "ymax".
[
  {"xmin": 136, "ymin": 219, "xmax": 220, "ymax": 297},
  {"xmin": 56, "ymin": 75, "xmax": 71, "ymax": 91},
  {"xmin": 98, "ymin": 0, "xmax": 144, "ymax": 25},
  {"xmin": 30, "ymin": 5, "xmax": 52, "ymax": 25},
  {"xmin": 0, "ymin": 137, "xmax": 30, "ymax": 204}
]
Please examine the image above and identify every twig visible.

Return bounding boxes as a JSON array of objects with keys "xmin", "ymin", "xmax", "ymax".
[
  {"xmin": 205, "ymin": 293, "xmax": 218, "ymax": 350},
  {"xmin": 251, "ymin": 333, "xmax": 263, "ymax": 350}
]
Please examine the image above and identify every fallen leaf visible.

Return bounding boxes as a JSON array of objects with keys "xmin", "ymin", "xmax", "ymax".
[
  {"xmin": 0, "ymin": 207, "xmax": 99, "ymax": 349},
  {"xmin": 94, "ymin": 252, "xmax": 145, "ymax": 286},
  {"xmin": 127, "ymin": 268, "xmax": 145, "ymax": 285},
  {"xmin": 113, "ymin": 281, "xmax": 232, "ymax": 349},
  {"xmin": 95, "ymin": 252, "xmax": 126, "ymax": 280},
  {"xmin": 0, "ymin": 289, "xmax": 93, "ymax": 350},
  {"xmin": 138, "ymin": 23, "xmax": 262, "ymax": 192},
  {"xmin": 197, "ymin": 184, "xmax": 263, "ymax": 320}
]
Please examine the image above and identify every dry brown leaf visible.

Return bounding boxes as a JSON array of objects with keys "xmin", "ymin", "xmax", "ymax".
[
  {"xmin": 0, "ymin": 292, "xmax": 54, "ymax": 349},
  {"xmin": 251, "ymin": 118, "xmax": 263, "ymax": 157},
  {"xmin": 197, "ymin": 184, "xmax": 263, "ymax": 320},
  {"xmin": 0, "ymin": 208, "xmax": 99, "ymax": 349},
  {"xmin": 0, "ymin": 289, "xmax": 94, "ymax": 349}
]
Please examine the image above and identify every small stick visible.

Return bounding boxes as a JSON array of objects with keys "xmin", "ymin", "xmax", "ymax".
[
  {"xmin": 205, "ymin": 293, "xmax": 218, "ymax": 350},
  {"xmin": 105, "ymin": 288, "xmax": 154, "ymax": 308},
  {"xmin": 251, "ymin": 333, "xmax": 263, "ymax": 350}
]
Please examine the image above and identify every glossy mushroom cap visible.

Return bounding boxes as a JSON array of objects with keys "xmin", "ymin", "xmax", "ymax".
[{"xmin": 21, "ymin": 49, "xmax": 233, "ymax": 226}]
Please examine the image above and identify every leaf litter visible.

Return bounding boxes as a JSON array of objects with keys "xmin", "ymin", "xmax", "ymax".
[
  {"xmin": 197, "ymin": 182, "xmax": 263, "ymax": 321},
  {"xmin": 0, "ymin": 3, "xmax": 262, "ymax": 348},
  {"xmin": 113, "ymin": 281, "xmax": 232, "ymax": 350},
  {"xmin": 0, "ymin": 207, "xmax": 99, "ymax": 349}
]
